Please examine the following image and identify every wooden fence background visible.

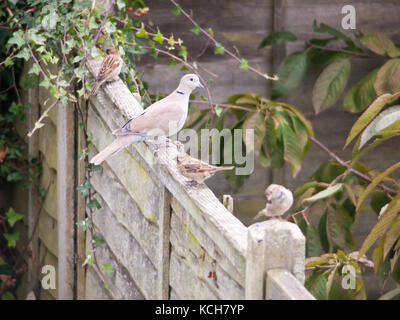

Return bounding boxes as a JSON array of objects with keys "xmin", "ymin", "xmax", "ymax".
[
  {"xmin": 8, "ymin": 0, "xmax": 400, "ymax": 300},
  {"xmin": 12, "ymin": 58, "xmax": 313, "ymax": 300}
]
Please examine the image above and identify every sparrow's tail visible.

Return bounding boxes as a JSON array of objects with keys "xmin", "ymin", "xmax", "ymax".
[
  {"xmin": 215, "ymin": 166, "xmax": 235, "ymax": 171},
  {"xmin": 90, "ymin": 135, "xmax": 142, "ymax": 165},
  {"xmin": 90, "ymin": 81, "xmax": 102, "ymax": 96},
  {"xmin": 253, "ymin": 209, "xmax": 266, "ymax": 221}
]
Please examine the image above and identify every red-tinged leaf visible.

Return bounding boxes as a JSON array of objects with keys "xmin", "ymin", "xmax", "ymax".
[
  {"xmin": 359, "ymin": 33, "xmax": 400, "ymax": 58},
  {"xmin": 374, "ymin": 59, "xmax": 400, "ymax": 95}
]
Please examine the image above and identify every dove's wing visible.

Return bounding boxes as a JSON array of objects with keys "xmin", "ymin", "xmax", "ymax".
[{"xmin": 114, "ymin": 92, "xmax": 189, "ymax": 137}]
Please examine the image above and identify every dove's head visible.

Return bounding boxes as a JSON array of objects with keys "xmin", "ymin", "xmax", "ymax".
[{"xmin": 178, "ymin": 74, "xmax": 204, "ymax": 92}]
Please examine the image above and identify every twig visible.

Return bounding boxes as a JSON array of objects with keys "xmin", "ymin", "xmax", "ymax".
[
  {"xmin": 169, "ymin": 0, "xmax": 278, "ymax": 81},
  {"xmin": 306, "ymin": 40, "xmax": 372, "ymax": 58},
  {"xmin": 309, "ymin": 136, "xmax": 397, "ymax": 195}
]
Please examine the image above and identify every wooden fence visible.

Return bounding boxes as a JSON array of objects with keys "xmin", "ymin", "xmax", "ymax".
[{"xmin": 12, "ymin": 58, "xmax": 314, "ymax": 300}]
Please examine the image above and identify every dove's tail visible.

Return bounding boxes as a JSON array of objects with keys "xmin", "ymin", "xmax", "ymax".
[{"xmin": 90, "ymin": 135, "xmax": 142, "ymax": 165}]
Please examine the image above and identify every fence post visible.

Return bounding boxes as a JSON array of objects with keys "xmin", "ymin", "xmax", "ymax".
[{"xmin": 245, "ymin": 219, "xmax": 311, "ymax": 299}]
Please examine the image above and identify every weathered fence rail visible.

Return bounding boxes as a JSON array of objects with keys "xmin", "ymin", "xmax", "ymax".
[{"xmin": 14, "ymin": 58, "xmax": 314, "ymax": 300}]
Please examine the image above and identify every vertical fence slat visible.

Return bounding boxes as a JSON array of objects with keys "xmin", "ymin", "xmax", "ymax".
[
  {"xmin": 76, "ymin": 99, "xmax": 87, "ymax": 300},
  {"xmin": 57, "ymin": 102, "xmax": 75, "ymax": 299},
  {"xmin": 157, "ymin": 188, "xmax": 171, "ymax": 300},
  {"xmin": 27, "ymin": 61, "xmax": 40, "ymax": 290}
]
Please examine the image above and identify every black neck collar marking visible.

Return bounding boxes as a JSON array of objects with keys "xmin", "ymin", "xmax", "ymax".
[{"xmin": 176, "ymin": 90, "xmax": 185, "ymax": 95}]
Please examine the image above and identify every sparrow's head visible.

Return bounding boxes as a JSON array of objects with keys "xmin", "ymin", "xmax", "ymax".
[
  {"xmin": 179, "ymin": 74, "xmax": 204, "ymax": 92},
  {"xmin": 265, "ymin": 184, "xmax": 293, "ymax": 213},
  {"xmin": 106, "ymin": 47, "xmax": 119, "ymax": 55}
]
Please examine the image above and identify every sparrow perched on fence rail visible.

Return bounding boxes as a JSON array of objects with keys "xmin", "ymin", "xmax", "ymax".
[
  {"xmin": 90, "ymin": 74, "xmax": 204, "ymax": 165},
  {"xmin": 253, "ymin": 184, "xmax": 293, "ymax": 220},
  {"xmin": 176, "ymin": 151, "xmax": 234, "ymax": 186},
  {"xmin": 90, "ymin": 47, "xmax": 123, "ymax": 96}
]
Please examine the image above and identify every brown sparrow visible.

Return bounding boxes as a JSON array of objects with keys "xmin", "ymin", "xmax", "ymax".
[
  {"xmin": 176, "ymin": 152, "xmax": 234, "ymax": 186},
  {"xmin": 90, "ymin": 47, "xmax": 122, "ymax": 95},
  {"xmin": 253, "ymin": 184, "xmax": 293, "ymax": 220}
]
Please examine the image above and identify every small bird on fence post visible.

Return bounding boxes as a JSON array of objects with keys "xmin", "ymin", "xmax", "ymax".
[
  {"xmin": 90, "ymin": 47, "xmax": 123, "ymax": 96},
  {"xmin": 90, "ymin": 74, "xmax": 204, "ymax": 165},
  {"xmin": 253, "ymin": 184, "xmax": 293, "ymax": 221}
]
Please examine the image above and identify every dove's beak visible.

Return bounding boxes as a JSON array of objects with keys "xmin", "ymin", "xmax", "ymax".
[{"xmin": 198, "ymin": 82, "xmax": 204, "ymax": 89}]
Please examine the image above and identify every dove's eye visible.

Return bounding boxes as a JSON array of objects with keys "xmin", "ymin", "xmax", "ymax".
[{"xmin": 190, "ymin": 78, "xmax": 193, "ymax": 81}]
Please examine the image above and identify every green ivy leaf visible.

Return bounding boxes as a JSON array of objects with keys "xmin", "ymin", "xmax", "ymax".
[
  {"xmin": 271, "ymin": 52, "xmax": 308, "ymax": 100},
  {"xmin": 259, "ymin": 31, "xmax": 297, "ymax": 48},
  {"xmin": 214, "ymin": 42, "xmax": 225, "ymax": 55},
  {"xmin": 190, "ymin": 24, "xmax": 201, "ymax": 35},
  {"xmin": 22, "ymin": 75, "xmax": 38, "ymax": 89},
  {"xmin": 152, "ymin": 28, "xmax": 164, "ymax": 45},
  {"xmin": 101, "ymin": 263, "xmax": 115, "ymax": 276},
  {"xmin": 28, "ymin": 63, "xmax": 41, "ymax": 76},
  {"xmin": 207, "ymin": 28, "xmax": 214, "ymax": 38},
  {"xmin": 312, "ymin": 58, "xmax": 351, "ymax": 113},
  {"xmin": 4, "ymin": 232, "xmax": 19, "ymax": 248},
  {"xmin": 41, "ymin": 10, "xmax": 59, "ymax": 31},
  {"xmin": 7, "ymin": 30, "xmax": 25, "ymax": 49},
  {"xmin": 76, "ymin": 218, "xmax": 90, "ymax": 232},
  {"xmin": 93, "ymin": 234, "xmax": 105, "ymax": 246},
  {"xmin": 87, "ymin": 199, "xmax": 101, "ymax": 209},
  {"xmin": 171, "ymin": 5, "xmax": 181, "ymax": 16},
  {"xmin": 239, "ymin": 58, "xmax": 249, "ymax": 70},
  {"xmin": 39, "ymin": 77, "xmax": 51, "ymax": 90},
  {"xmin": 15, "ymin": 47, "xmax": 30, "ymax": 61},
  {"xmin": 178, "ymin": 45, "xmax": 188, "ymax": 61},
  {"xmin": 4, "ymin": 57, "xmax": 14, "ymax": 67},
  {"xmin": 135, "ymin": 24, "xmax": 149, "ymax": 39},
  {"xmin": 6, "ymin": 207, "xmax": 24, "ymax": 227}
]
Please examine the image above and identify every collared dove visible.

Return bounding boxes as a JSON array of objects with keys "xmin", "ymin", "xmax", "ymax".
[
  {"xmin": 91, "ymin": 47, "xmax": 123, "ymax": 96},
  {"xmin": 253, "ymin": 184, "xmax": 293, "ymax": 220},
  {"xmin": 90, "ymin": 74, "xmax": 204, "ymax": 165}
]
